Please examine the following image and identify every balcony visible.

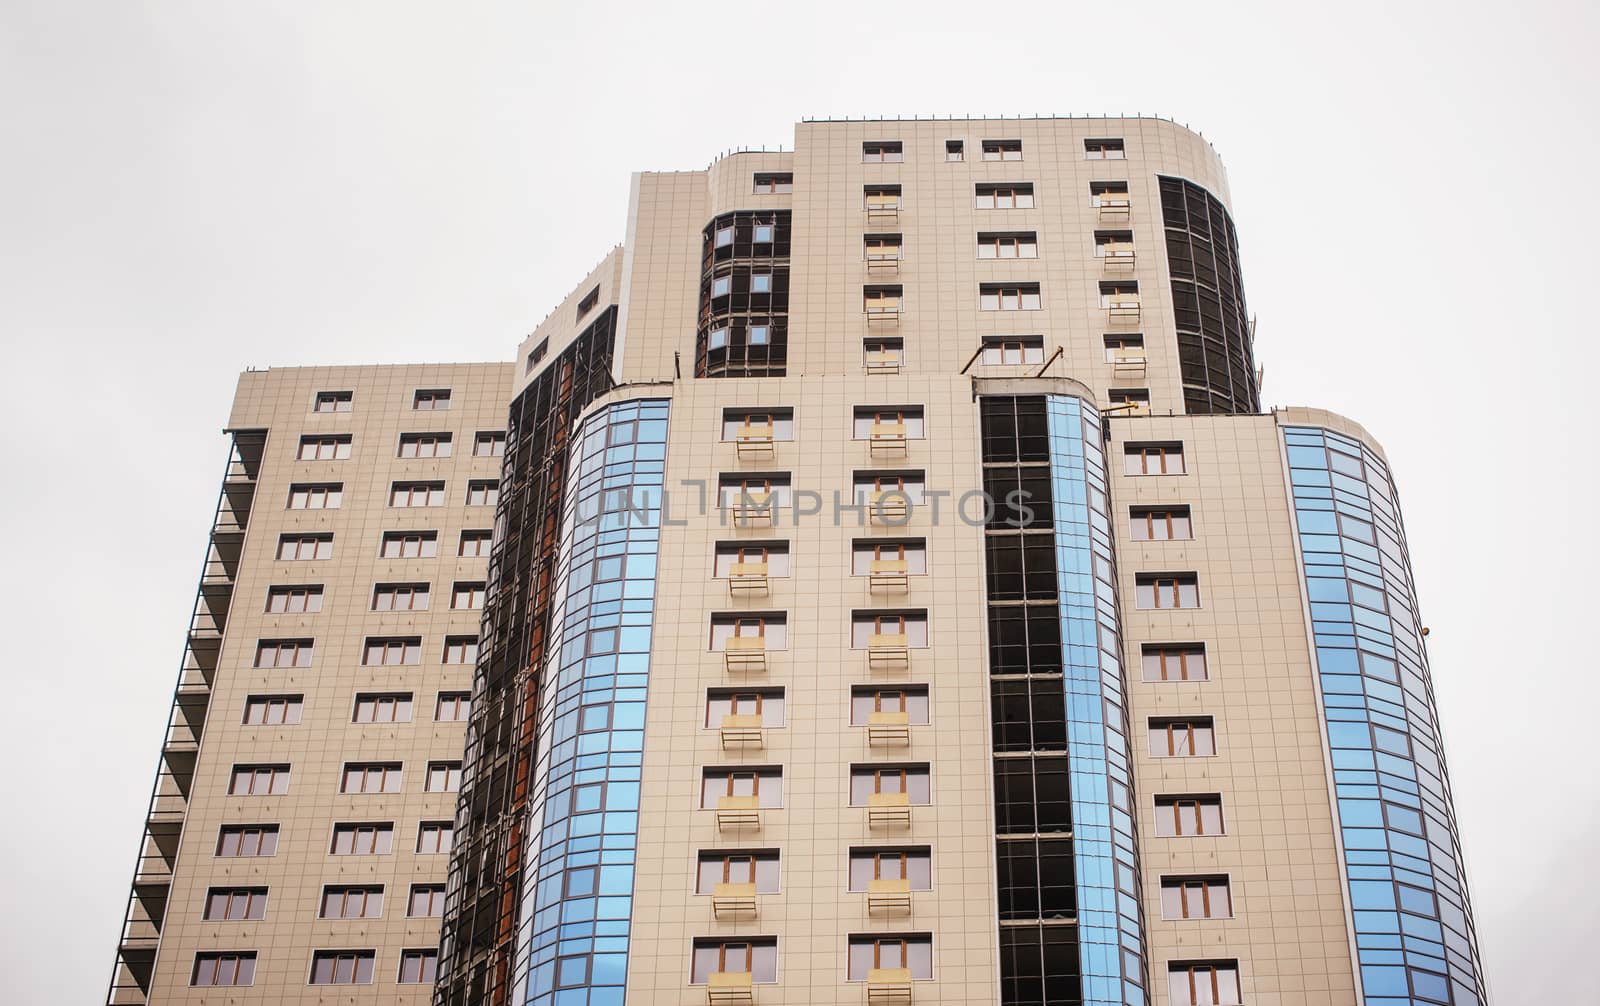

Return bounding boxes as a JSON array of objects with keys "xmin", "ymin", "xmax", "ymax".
[
  {"xmin": 1110, "ymin": 347, "xmax": 1148, "ymax": 378},
  {"xmin": 865, "ymin": 351, "xmax": 902, "ymax": 376},
  {"xmin": 711, "ymin": 882, "xmax": 759, "ymax": 920},
  {"xmin": 865, "ymin": 197, "xmax": 900, "ymax": 224},
  {"xmin": 866, "ymin": 878, "xmax": 913, "ymax": 916},
  {"xmin": 868, "ymin": 559, "xmax": 909, "ymax": 593},
  {"xmin": 723, "ymin": 637, "xmax": 769, "ymax": 674},
  {"xmin": 728, "ymin": 493, "xmax": 775, "ymax": 528},
  {"xmin": 866, "ymin": 248, "xmax": 901, "ymax": 275},
  {"xmin": 867, "ymin": 633, "xmax": 910, "ymax": 671},
  {"xmin": 1098, "ymin": 194, "xmax": 1132, "ymax": 221},
  {"xmin": 867, "ymin": 968, "xmax": 914, "ymax": 1004},
  {"xmin": 720, "ymin": 714, "xmax": 765, "ymax": 750},
  {"xmin": 1111, "ymin": 398, "xmax": 1151, "ymax": 418},
  {"xmin": 868, "ymin": 491, "xmax": 909, "ymax": 525},
  {"xmin": 708, "ymin": 971, "xmax": 756, "ymax": 1005},
  {"xmin": 727, "ymin": 561, "xmax": 770, "ymax": 597},
  {"xmin": 864, "ymin": 296, "xmax": 901, "ymax": 325},
  {"xmin": 868, "ymin": 423, "xmax": 908, "ymax": 458},
  {"xmin": 867, "ymin": 711, "xmax": 911, "ymax": 747},
  {"xmin": 1106, "ymin": 295, "xmax": 1141, "ymax": 324},
  {"xmin": 867, "ymin": 791, "xmax": 912, "ymax": 829},
  {"xmin": 1100, "ymin": 242, "xmax": 1137, "ymax": 272},
  {"xmin": 716, "ymin": 795, "xmax": 762, "ymax": 832},
  {"xmin": 734, "ymin": 423, "xmax": 776, "ymax": 461}
]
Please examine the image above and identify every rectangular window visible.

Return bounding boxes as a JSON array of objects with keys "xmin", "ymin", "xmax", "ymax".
[
  {"xmin": 1130, "ymin": 505, "xmax": 1192, "ymax": 541},
  {"xmin": 700, "ymin": 767, "xmax": 784, "ymax": 809},
  {"xmin": 1109, "ymin": 388, "xmax": 1149, "ymax": 413},
  {"xmin": 416, "ymin": 821, "xmax": 454, "ymax": 854},
  {"xmin": 413, "ymin": 388, "xmax": 450, "ymax": 410},
  {"xmin": 695, "ymin": 850, "xmax": 781, "ymax": 894},
  {"xmin": 297, "ymin": 435, "xmax": 351, "ymax": 460},
  {"xmin": 313, "ymin": 390, "xmax": 352, "ymax": 413},
  {"xmin": 398, "ymin": 949, "xmax": 439, "ymax": 984},
  {"xmin": 380, "ymin": 531, "xmax": 438, "ymax": 558},
  {"xmin": 341, "ymin": 762, "xmax": 403, "ymax": 794},
  {"xmin": 408, "ymin": 884, "xmax": 446, "ymax": 917},
  {"xmin": 847, "ymin": 847, "xmax": 932, "ymax": 891},
  {"xmin": 1135, "ymin": 573, "xmax": 1200, "ymax": 610},
  {"xmin": 1091, "ymin": 180, "xmax": 1130, "ymax": 205},
  {"xmin": 243, "ymin": 694, "xmax": 302, "ymax": 725},
  {"xmin": 398, "ymin": 432, "xmax": 452, "ymax": 458},
  {"xmin": 850, "ymin": 610, "xmax": 929, "ymax": 648},
  {"xmin": 864, "ymin": 284, "xmax": 903, "ymax": 313},
  {"xmin": 320, "ymin": 885, "xmax": 383, "ymax": 919},
  {"xmin": 192, "ymin": 952, "xmax": 256, "ymax": 987},
  {"xmin": 753, "ymin": 172, "xmax": 793, "ymax": 194},
  {"xmin": 863, "ymin": 140, "xmax": 904, "ymax": 163},
  {"xmin": 995, "ymin": 837, "xmax": 1076, "ymax": 919},
  {"xmin": 1095, "ymin": 229, "xmax": 1134, "ymax": 254},
  {"xmin": 977, "ymin": 231, "xmax": 1038, "ymax": 259},
  {"xmin": 982, "ymin": 138, "xmax": 1023, "ymax": 160},
  {"xmin": 228, "ymin": 764, "xmax": 289, "ymax": 796},
  {"xmin": 526, "ymin": 338, "xmax": 549, "ymax": 373},
  {"xmin": 459, "ymin": 530, "xmax": 493, "ymax": 557},
  {"xmin": 442, "ymin": 635, "xmax": 479, "ymax": 664},
  {"xmin": 309, "ymin": 950, "xmax": 376, "ymax": 986},
  {"xmin": 864, "ymin": 233, "xmax": 903, "ymax": 260},
  {"xmin": 216, "ymin": 824, "xmax": 278, "ymax": 858},
  {"xmin": 203, "ymin": 887, "xmax": 267, "ymax": 921},
  {"xmin": 720, "ymin": 408, "xmax": 796, "ymax": 441},
  {"xmin": 1168, "ymin": 961, "xmax": 1242, "ymax": 1006},
  {"xmin": 372, "ymin": 582, "xmax": 429, "ymax": 611},
  {"xmin": 577, "ymin": 286, "xmax": 600, "ymax": 317},
  {"xmin": 994, "ymin": 756, "xmax": 1071, "ymax": 833},
  {"xmin": 353, "ymin": 692, "xmax": 413, "ymax": 723},
  {"xmin": 1124, "ymin": 442, "xmax": 1185, "ymax": 475},
  {"xmin": 850, "ymin": 538, "xmax": 928, "ymax": 576},
  {"xmin": 1153, "ymin": 795, "xmax": 1225, "ymax": 837},
  {"xmin": 426, "ymin": 761, "xmax": 463, "ymax": 792},
  {"xmin": 266, "ymin": 584, "xmax": 323, "ymax": 613},
  {"xmin": 1141, "ymin": 644, "xmax": 1208, "ymax": 682},
  {"xmin": 287, "ymin": 482, "xmax": 342, "ymax": 509},
  {"xmin": 253, "ymin": 639, "xmax": 312, "ymax": 668},
  {"xmin": 465, "ymin": 479, "xmax": 499, "ymax": 506},
  {"xmin": 1160, "ymin": 877, "xmax": 1232, "ymax": 920},
  {"xmin": 1084, "ymin": 137, "xmax": 1126, "ymax": 159},
  {"xmin": 847, "ymin": 934, "xmax": 933, "ymax": 980},
  {"xmin": 849, "ymin": 686, "xmax": 930, "ymax": 725},
  {"xmin": 975, "ymin": 183, "xmax": 1034, "ymax": 209},
  {"xmin": 690, "ymin": 939, "xmax": 779, "ymax": 984},
  {"xmin": 851, "ymin": 406, "xmax": 925, "ymax": 439},
  {"xmin": 851, "ymin": 470, "xmax": 925, "ymax": 506},
  {"xmin": 474, "ymin": 431, "xmax": 507, "ymax": 457},
  {"xmin": 979, "ymin": 283, "xmax": 1042, "ymax": 311},
  {"xmin": 717, "ymin": 474, "xmax": 793, "ymax": 510},
  {"xmin": 864, "ymin": 337, "xmax": 903, "ymax": 368},
  {"xmin": 436, "ymin": 691, "xmax": 471, "ymax": 721},
  {"xmin": 713, "ymin": 542, "xmax": 792, "ymax": 578},
  {"xmin": 706, "ymin": 688, "xmax": 786, "ymax": 728},
  {"xmin": 389, "ymin": 481, "xmax": 445, "ymax": 507},
  {"xmin": 452, "ymin": 580, "xmax": 486, "ymax": 609},
  {"xmin": 864, "ymin": 184, "xmax": 902, "ymax": 210},
  {"xmin": 277, "ymin": 533, "xmax": 332, "ymax": 560},
  {"xmin": 849, "ymin": 764, "xmax": 931, "ymax": 805},
  {"xmin": 1149, "ymin": 717, "xmax": 1216, "ymax": 757},
  {"xmin": 1104, "ymin": 333, "xmax": 1145, "ymax": 361},
  {"xmin": 980, "ymin": 335, "xmax": 1045, "ymax": 366},
  {"xmin": 363, "ymin": 636, "xmax": 421, "ymax": 665},
  {"xmin": 331, "ymin": 822, "xmax": 394, "ymax": 856},
  {"xmin": 945, "ymin": 139, "xmax": 964, "ymax": 161},
  {"xmin": 1100, "ymin": 280, "xmax": 1139, "ymax": 307}
]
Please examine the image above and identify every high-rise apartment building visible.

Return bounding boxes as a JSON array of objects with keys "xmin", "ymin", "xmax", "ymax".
[{"xmin": 107, "ymin": 118, "xmax": 1486, "ymax": 1006}]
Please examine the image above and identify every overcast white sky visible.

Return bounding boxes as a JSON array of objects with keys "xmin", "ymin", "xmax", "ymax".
[{"xmin": 1, "ymin": 1, "xmax": 1593, "ymax": 1002}]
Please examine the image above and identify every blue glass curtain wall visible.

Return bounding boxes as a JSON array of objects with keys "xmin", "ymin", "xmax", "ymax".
[
  {"xmin": 1283, "ymin": 426, "xmax": 1485, "ymax": 1006},
  {"xmin": 519, "ymin": 399, "xmax": 669, "ymax": 1006}
]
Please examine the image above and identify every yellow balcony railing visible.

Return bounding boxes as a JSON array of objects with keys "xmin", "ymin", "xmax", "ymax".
[
  {"xmin": 867, "ymin": 710, "xmax": 911, "ymax": 747},
  {"xmin": 727, "ymin": 492, "xmax": 775, "ymax": 527},
  {"xmin": 1097, "ymin": 194, "xmax": 1132, "ymax": 220},
  {"xmin": 867, "ymin": 967, "xmax": 913, "ymax": 1004},
  {"xmin": 715, "ymin": 794, "xmax": 762, "ymax": 831},
  {"xmin": 868, "ymin": 423, "xmax": 908, "ymax": 457},
  {"xmin": 711, "ymin": 881, "xmax": 759, "ymax": 920},
  {"xmin": 865, "ymin": 248, "xmax": 901, "ymax": 275},
  {"xmin": 1106, "ymin": 295, "xmax": 1141, "ymax": 324},
  {"xmin": 723, "ymin": 636, "xmax": 768, "ymax": 674},
  {"xmin": 866, "ymin": 877, "xmax": 913, "ymax": 915},
  {"xmin": 720, "ymin": 713, "xmax": 765, "ymax": 750},
  {"xmin": 865, "ymin": 351, "xmax": 902, "ymax": 375},
  {"xmin": 1110, "ymin": 347, "xmax": 1147, "ymax": 377},
  {"xmin": 734, "ymin": 424, "xmax": 776, "ymax": 460},
  {"xmin": 867, "ymin": 791, "xmax": 912, "ymax": 829},
  {"xmin": 868, "ymin": 491, "xmax": 910, "ymax": 524},
  {"xmin": 865, "ymin": 196, "xmax": 900, "ymax": 223},
  {"xmin": 864, "ymin": 297, "xmax": 902, "ymax": 324},
  {"xmin": 1100, "ymin": 242, "xmax": 1136, "ymax": 271},
  {"xmin": 867, "ymin": 633, "xmax": 910, "ymax": 671},
  {"xmin": 868, "ymin": 558, "xmax": 909, "ymax": 593},
  {"xmin": 727, "ymin": 561, "xmax": 770, "ymax": 596},
  {"xmin": 707, "ymin": 970, "xmax": 756, "ymax": 1005}
]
